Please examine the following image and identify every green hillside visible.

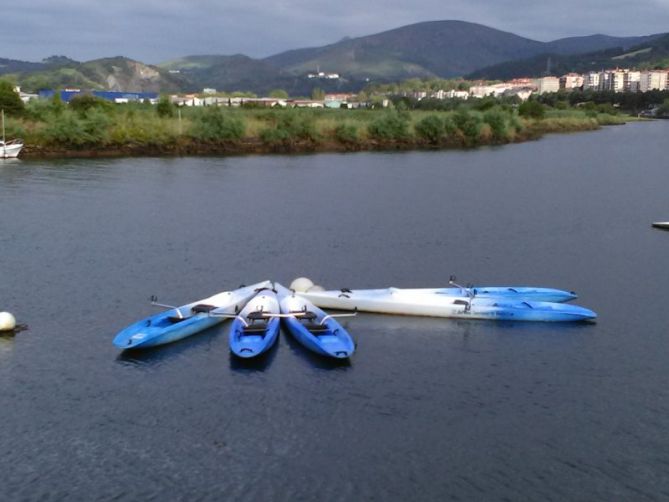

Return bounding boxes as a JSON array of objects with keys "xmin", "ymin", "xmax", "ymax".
[
  {"xmin": 264, "ymin": 20, "xmax": 547, "ymax": 79},
  {"xmin": 468, "ymin": 33, "xmax": 669, "ymax": 80},
  {"xmin": 15, "ymin": 57, "xmax": 187, "ymax": 93}
]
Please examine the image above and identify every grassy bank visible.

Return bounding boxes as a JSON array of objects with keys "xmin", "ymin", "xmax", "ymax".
[{"xmin": 5, "ymin": 98, "xmax": 629, "ymax": 159}]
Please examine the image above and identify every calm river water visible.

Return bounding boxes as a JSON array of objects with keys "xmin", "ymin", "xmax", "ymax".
[{"xmin": 1, "ymin": 121, "xmax": 668, "ymax": 501}]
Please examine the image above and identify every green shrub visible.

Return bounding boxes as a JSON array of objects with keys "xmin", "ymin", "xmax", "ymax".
[
  {"xmin": 81, "ymin": 108, "xmax": 112, "ymax": 145},
  {"xmin": 260, "ymin": 112, "xmax": 319, "ymax": 144},
  {"xmin": 69, "ymin": 94, "xmax": 114, "ymax": 114},
  {"xmin": 367, "ymin": 113, "xmax": 410, "ymax": 140},
  {"xmin": 156, "ymin": 96, "xmax": 174, "ymax": 118},
  {"xmin": 190, "ymin": 107, "xmax": 245, "ymax": 141},
  {"xmin": 40, "ymin": 111, "xmax": 87, "ymax": 147},
  {"xmin": 334, "ymin": 122, "xmax": 358, "ymax": 144},
  {"xmin": 0, "ymin": 79, "xmax": 25, "ymax": 116},
  {"xmin": 453, "ymin": 110, "xmax": 483, "ymax": 141},
  {"xmin": 414, "ymin": 115, "xmax": 445, "ymax": 143},
  {"xmin": 483, "ymin": 110, "xmax": 509, "ymax": 141},
  {"xmin": 518, "ymin": 100, "xmax": 545, "ymax": 119}
]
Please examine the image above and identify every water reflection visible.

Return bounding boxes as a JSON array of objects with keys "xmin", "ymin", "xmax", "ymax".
[{"xmin": 0, "ymin": 332, "xmax": 15, "ymax": 358}]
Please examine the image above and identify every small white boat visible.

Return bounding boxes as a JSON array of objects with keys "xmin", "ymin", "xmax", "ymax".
[
  {"xmin": 0, "ymin": 139, "xmax": 23, "ymax": 159},
  {"xmin": 1, "ymin": 110, "xmax": 23, "ymax": 159},
  {"xmin": 652, "ymin": 222, "xmax": 669, "ymax": 230}
]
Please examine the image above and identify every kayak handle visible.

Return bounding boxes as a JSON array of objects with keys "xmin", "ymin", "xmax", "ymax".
[{"xmin": 320, "ymin": 311, "xmax": 357, "ymax": 326}]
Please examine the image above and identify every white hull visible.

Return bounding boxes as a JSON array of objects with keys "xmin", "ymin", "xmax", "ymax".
[
  {"xmin": 1, "ymin": 143, "xmax": 22, "ymax": 159},
  {"xmin": 301, "ymin": 288, "xmax": 487, "ymax": 318},
  {"xmin": 298, "ymin": 288, "xmax": 597, "ymax": 322}
]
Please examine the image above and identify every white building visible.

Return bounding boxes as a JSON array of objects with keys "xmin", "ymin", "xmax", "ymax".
[
  {"xmin": 433, "ymin": 89, "xmax": 469, "ymax": 100},
  {"xmin": 307, "ymin": 71, "xmax": 340, "ymax": 79},
  {"xmin": 534, "ymin": 76, "xmax": 560, "ymax": 94},
  {"xmin": 624, "ymin": 71, "xmax": 641, "ymax": 93},
  {"xmin": 560, "ymin": 73, "xmax": 584, "ymax": 90},
  {"xmin": 583, "ymin": 72, "xmax": 601, "ymax": 90},
  {"xmin": 639, "ymin": 70, "xmax": 668, "ymax": 92},
  {"xmin": 610, "ymin": 70, "xmax": 626, "ymax": 92},
  {"xmin": 469, "ymin": 83, "xmax": 511, "ymax": 98}
]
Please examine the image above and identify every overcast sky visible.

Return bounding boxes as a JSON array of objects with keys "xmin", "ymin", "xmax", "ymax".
[{"xmin": 3, "ymin": 0, "xmax": 668, "ymax": 63}]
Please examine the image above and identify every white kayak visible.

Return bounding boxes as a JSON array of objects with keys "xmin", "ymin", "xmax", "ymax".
[
  {"xmin": 337, "ymin": 285, "xmax": 577, "ymax": 303},
  {"xmin": 298, "ymin": 287, "xmax": 597, "ymax": 322}
]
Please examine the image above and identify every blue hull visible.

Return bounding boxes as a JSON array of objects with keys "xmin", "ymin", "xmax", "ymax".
[
  {"xmin": 479, "ymin": 300, "xmax": 597, "ymax": 322},
  {"xmin": 229, "ymin": 318, "xmax": 280, "ymax": 358},
  {"xmin": 282, "ymin": 316, "xmax": 355, "ymax": 359},
  {"xmin": 442, "ymin": 286, "xmax": 577, "ymax": 303},
  {"xmin": 113, "ymin": 311, "xmax": 223, "ymax": 349},
  {"xmin": 113, "ymin": 281, "xmax": 272, "ymax": 350}
]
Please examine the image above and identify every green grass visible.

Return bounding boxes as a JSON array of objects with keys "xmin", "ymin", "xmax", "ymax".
[{"xmin": 11, "ymin": 99, "xmax": 629, "ymax": 154}]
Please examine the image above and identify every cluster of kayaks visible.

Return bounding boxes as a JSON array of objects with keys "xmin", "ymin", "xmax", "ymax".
[
  {"xmin": 112, "ymin": 278, "xmax": 597, "ymax": 359},
  {"xmin": 113, "ymin": 281, "xmax": 356, "ymax": 359}
]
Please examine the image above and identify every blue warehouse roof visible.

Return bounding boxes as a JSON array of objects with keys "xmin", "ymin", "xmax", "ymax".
[{"xmin": 39, "ymin": 89, "xmax": 158, "ymax": 102}]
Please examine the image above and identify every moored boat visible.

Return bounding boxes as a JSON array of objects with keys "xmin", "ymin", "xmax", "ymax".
[
  {"xmin": 651, "ymin": 222, "xmax": 669, "ymax": 230},
  {"xmin": 1, "ymin": 110, "xmax": 22, "ymax": 159},
  {"xmin": 113, "ymin": 280, "xmax": 271, "ymax": 349},
  {"xmin": 0, "ymin": 139, "xmax": 23, "ymax": 159},
  {"xmin": 228, "ymin": 288, "xmax": 281, "ymax": 358},
  {"xmin": 276, "ymin": 284, "xmax": 356, "ymax": 359},
  {"xmin": 298, "ymin": 287, "xmax": 596, "ymax": 322}
]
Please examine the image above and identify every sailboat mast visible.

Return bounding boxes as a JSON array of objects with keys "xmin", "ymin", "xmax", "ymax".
[{"xmin": 1, "ymin": 109, "xmax": 5, "ymax": 144}]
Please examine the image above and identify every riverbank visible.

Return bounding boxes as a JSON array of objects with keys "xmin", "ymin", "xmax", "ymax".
[{"xmin": 9, "ymin": 101, "xmax": 630, "ymax": 159}]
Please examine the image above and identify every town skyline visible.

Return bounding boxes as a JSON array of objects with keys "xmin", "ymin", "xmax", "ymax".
[{"xmin": 3, "ymin": 1, "xmax": 669, "ymax": 63}]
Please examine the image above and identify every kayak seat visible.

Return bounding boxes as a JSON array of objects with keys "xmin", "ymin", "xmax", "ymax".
[
  {"xmin": 243, "ymin": 322, "xmax": 268, "ymax": 334},
  {"xmin": 292, "ymin": 310, "xmax": 317, "ymax": 321},
  {"xmin": 192, "ymin": 303, "xmax": 217, "ymax": 313},
  {"xmin": 247, "ymin": 311, "xmax": 266, "ymax": 321},
  {"xmin": 168, "ymin": 316, "xmax": 191, "ymax": 323},
  {"xmin": 304, "ymin": 322, "xmax": 330, "ymax": 334}
]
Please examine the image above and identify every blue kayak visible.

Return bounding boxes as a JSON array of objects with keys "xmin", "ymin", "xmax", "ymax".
[
  {"xmin": 276, "ymin": 284, "xmax": 356, "ymax": 359},
  {"xmin": 229, "ymin": 289, "xmax": 281, "ymax": 358},
  {"xmin": 432, "ymin": 286, "xmax": 576, "ymax": 303},
  {"xmin": 113, "ymin": 281, "xmax": 271, "ymax": 349}
]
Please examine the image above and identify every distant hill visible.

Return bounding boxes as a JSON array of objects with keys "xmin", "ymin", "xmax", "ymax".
[
  {"xmin": 263, "ymin": 21, "xmax": 664, "ymax": 81},
  {"xmin": 2, "ymin": 21, "xmax": 667, "ymax": 95},
  {"xmin": 468, "ymin": 33, "xmax": 669, "ymax": 80},
  {"xmin": 159, "ymin": 54, "xmax": 362, "ymax": 96},
  {"xmin": 544, "ymin": 34, "xmax": 662, "ymax": 55},
  {"xmin": 13, "ymin": 57, "xmax": 187, "ymax": 93},
  {"xmin": 264, "ymin": 21, "xmax": 548, "ymax": 80},
  {"xmin": 159, "ymin": 54, "xmax": 292, "ymax": 93},
  {"xmin": 0, "ymin": 57, "xmax": 46, "ymax": 76}
]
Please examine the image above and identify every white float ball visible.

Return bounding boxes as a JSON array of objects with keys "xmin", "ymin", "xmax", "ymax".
[
  {"xmin": 0, "ymin": 312, "xmax": 17, "ymax": 331},
  {"xmin": 307, "ymin": 285, "xmax": 325, "ymax": 292},
  {"xmin": 290, "ymin": 277, "xmax": 314, "ymax": 292}
]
